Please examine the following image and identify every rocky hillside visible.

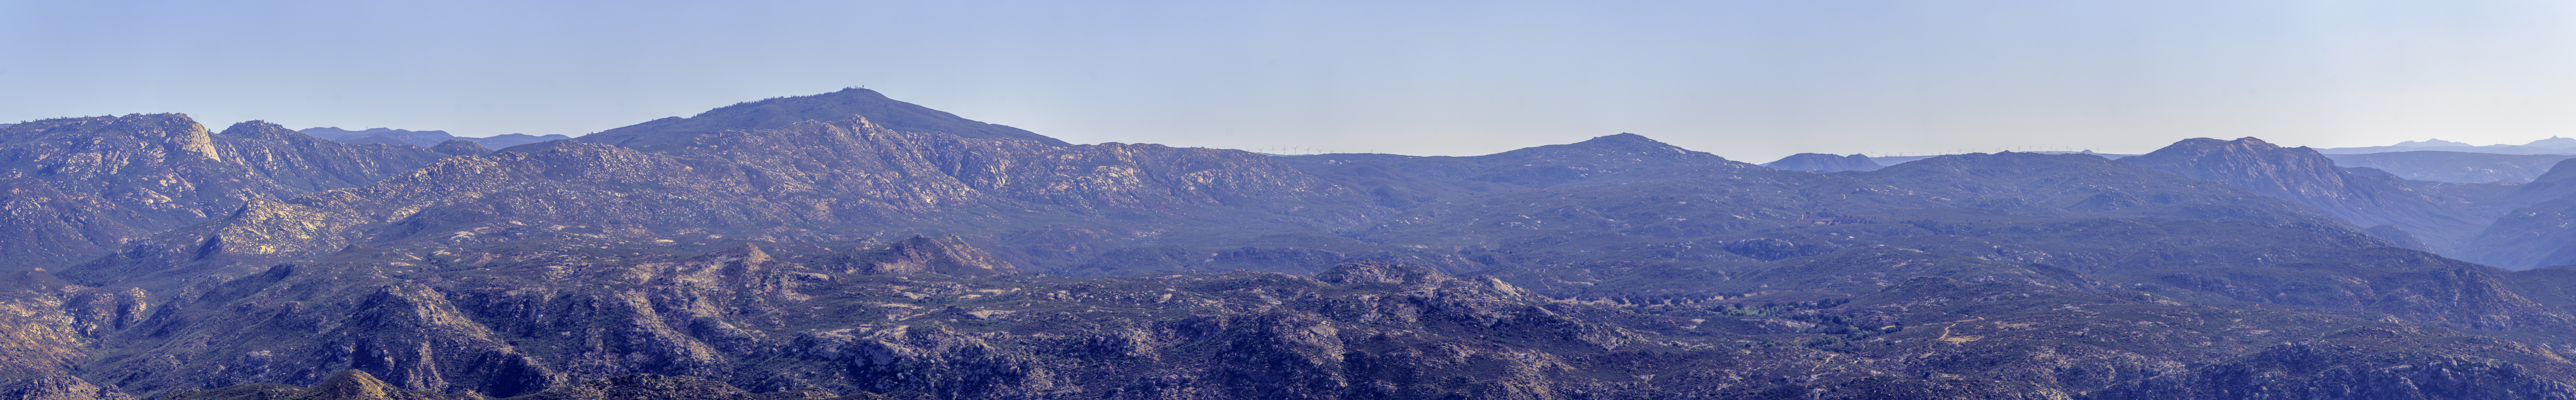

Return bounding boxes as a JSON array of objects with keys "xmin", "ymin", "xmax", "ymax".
[
  {"xmin": 16, "ymin": 91, "xmax": 2576, "ymax": 399},
  {"xmin": 54, "ymin": 115, "xmax": 1417, "ymax": 288},
  {"xmin": 0, "ymin": 116, "xmax": 450, "ymax": 270},
  {"xmin": 2121, "ymin": 137, "xmax": 2484, "ymax": 254}
]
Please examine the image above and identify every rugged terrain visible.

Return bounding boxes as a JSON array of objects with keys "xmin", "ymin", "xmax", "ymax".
[
  {"xmin": 2119, "ymin": 138, "xmax": 2484, "ymax": 254},
  {"xmin": 0, "ymin": 117, "xmax": 451, "ymax": 270},
  {"xmin": 12, "ymin": 90, "xmax": 2576, "ymax": 399}
]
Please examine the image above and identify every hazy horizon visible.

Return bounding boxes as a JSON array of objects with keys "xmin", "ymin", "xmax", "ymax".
[{"xmin": 10, "ymin": 0, "xmax": 2576, "ymax": 162}]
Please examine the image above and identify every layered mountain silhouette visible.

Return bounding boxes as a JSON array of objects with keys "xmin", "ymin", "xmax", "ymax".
[
  {"xmin": 2317, "ymin": 136, "xmax": 2576, "ymax": 155},
  {"xmin": 2325, "ymin": 151, "xmax": 2576, "ymax": 183},
  {"xmin": 15, "ymin": 90, "xmax": 2576, "ymax": 399},
  {"xmin": 2459, "ymin": 158, "xmax": 2576, "ymax": 269},
  {"xmin": 300, "ymin": 127, "xmax": 571, "ymax": 149}
]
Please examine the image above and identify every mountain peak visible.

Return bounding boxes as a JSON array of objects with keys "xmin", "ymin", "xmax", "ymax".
[
  {"xmin": 1534, "ymin": 133, "xmax": 1692, "ymax": 154},
  {"xmin": 2125, "ymin": 136, "xmax": 2476, "ymax": 253},
  {"xmin": 575, "ymin": 88, "xmax": 1069, "ymax": 148},
  {"xmin": 2529, "ymin": 136, "xmax": 2576, "ymax": 148},
  {"xmin": 1763, "ymin": 153, "xmax": 1881, "ymax": 172},
  {"xmin": 1577, "ymin": 132, "xmax": 1657, "ymax": 144}
]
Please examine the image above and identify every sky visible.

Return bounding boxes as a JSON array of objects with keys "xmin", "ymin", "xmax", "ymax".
[{"xmin": 7, "ymin": 0, "xmax": 2576, "ymax": 162}]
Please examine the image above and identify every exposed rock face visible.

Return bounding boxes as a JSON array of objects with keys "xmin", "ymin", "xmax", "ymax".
[
  {"xmin": 0, "ymin": 116, "xmax": 446, "ymax": 271},
  {"xmin": 568, "ymin": 88, "xmax": 1069, "ymax": 148},
  {"xmin": 501, "ymin": 374, "xmax": 852, "ymax": 400},
  {"xmin": 847, "ymin": 236, "xmax": 1018, "ymax": 276},
  {"xmin": 2091, "ymin": 328, "xmax": 2576, "ymax": 400},
  {"xmin": 60, "ymin": 116, "xmax": 1383, "ymax": 286},
  {"xmin": 2123, "ymin": 137, "xmax": 2482, "ymax": 254},
  {"xmin": 33, "ymin": 233, "xmax": 2576, "ymax": 400},
  {"xmin": 22, "ymin": 92, "xmax": 2576, "ymax": 400},
  {"xmin": 162, "ymin": 370, "xmax": 474, "ymax": 400},
  {"xmin": 1762, "ymin": 152, "xmax": 1883, "ymax": 172},
  {"xmin": 213, "ymin": 122, "xmax": 453, "ymax": 192},
  {"xmin": 0, "ymin": 374, "xmax": 132, "ymax": 400}
]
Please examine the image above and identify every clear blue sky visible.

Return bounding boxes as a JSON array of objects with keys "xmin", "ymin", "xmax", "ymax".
[{"xmin": 6, "ymin": 0, "xmax": 2576, "ymax": 162}]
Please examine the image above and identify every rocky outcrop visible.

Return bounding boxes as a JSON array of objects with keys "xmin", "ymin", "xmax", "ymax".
[
  {"xmin": 62, "ymin": 115, "xmax": 1385, "ymax": 282},
  {"xmin": 845, "ymin": 236, "xmax": 1018, "ymax": 276},
  {"xmin": 0, "ymin": 116, "xmax": 451, "ymax": 271},
  {"xmin": 501, "ymin": 374, "xmax": 854, "ymax": 400},
  {"xmin": 162, "ymin": 370, "xmax": 475, "ymax": 400},
  {"xmin": 0, "ymin": 114, "xmax": 278, "ymax": 269},
  {"xmin": 1762, "ymin": 153, "xmax": 1883, "ymax": 172},
  {"xmin": 0, "ymin": 374, "xmax": 131, "ymax": 400},
  {"xmin": 212, "ymin": 122, "xmax": 452, "ymax": 193},
  {"xmin": 2091, "ymin": 328, "xmax": 2576, "ymax": 400}
]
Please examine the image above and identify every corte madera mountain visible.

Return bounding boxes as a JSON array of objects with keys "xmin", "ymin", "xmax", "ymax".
[{"xmin": 16, "ymin": 91, "xmax": 2576, "ymax": 400}]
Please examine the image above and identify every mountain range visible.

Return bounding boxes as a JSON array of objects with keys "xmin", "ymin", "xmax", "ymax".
[
  {"xmin": 11, "ymin": 90, "xmax": 2576, "ymax": 399},
  {"xmin": 2315, "ymin": 136, "xmax": 2576, "ymax": 155},
  {"xmin": 298, "ymin": 128, "xmax": 571, "ymax": 150}
]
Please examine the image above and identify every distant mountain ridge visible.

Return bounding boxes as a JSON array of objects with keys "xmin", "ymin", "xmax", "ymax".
[
  {"xmin": 1761, "ymin": 153, "xmax": 1882, "ymax": 172},
  {"xmin": 1868, "ymin": 150, "xmax": 2135, "ymax": 166},
  {"xmin": 25, "ymin": 90, "xmax": 2576, "ymax": 400},
  {"xmin": 567, "ymin": 88, "xmax": 1070, "ymax": 148},
  {"xmin": 1269, "ymin": 133, "xmax": 1742, "ymax": 206},
  {"xmin": 2318, "ymin": 136, "xmax": 2576, "ymax": 155},
  {"xmin": 2121, "ymin": 137, "xmax": 2483, "ymax": 254},
  {"xmin": 2324, "ymin": 151, "xmax": 2576, "ymax": 183},
  {"xmin": 299, "ymin": 127, "xmax": 571, "ymax": 149}
]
